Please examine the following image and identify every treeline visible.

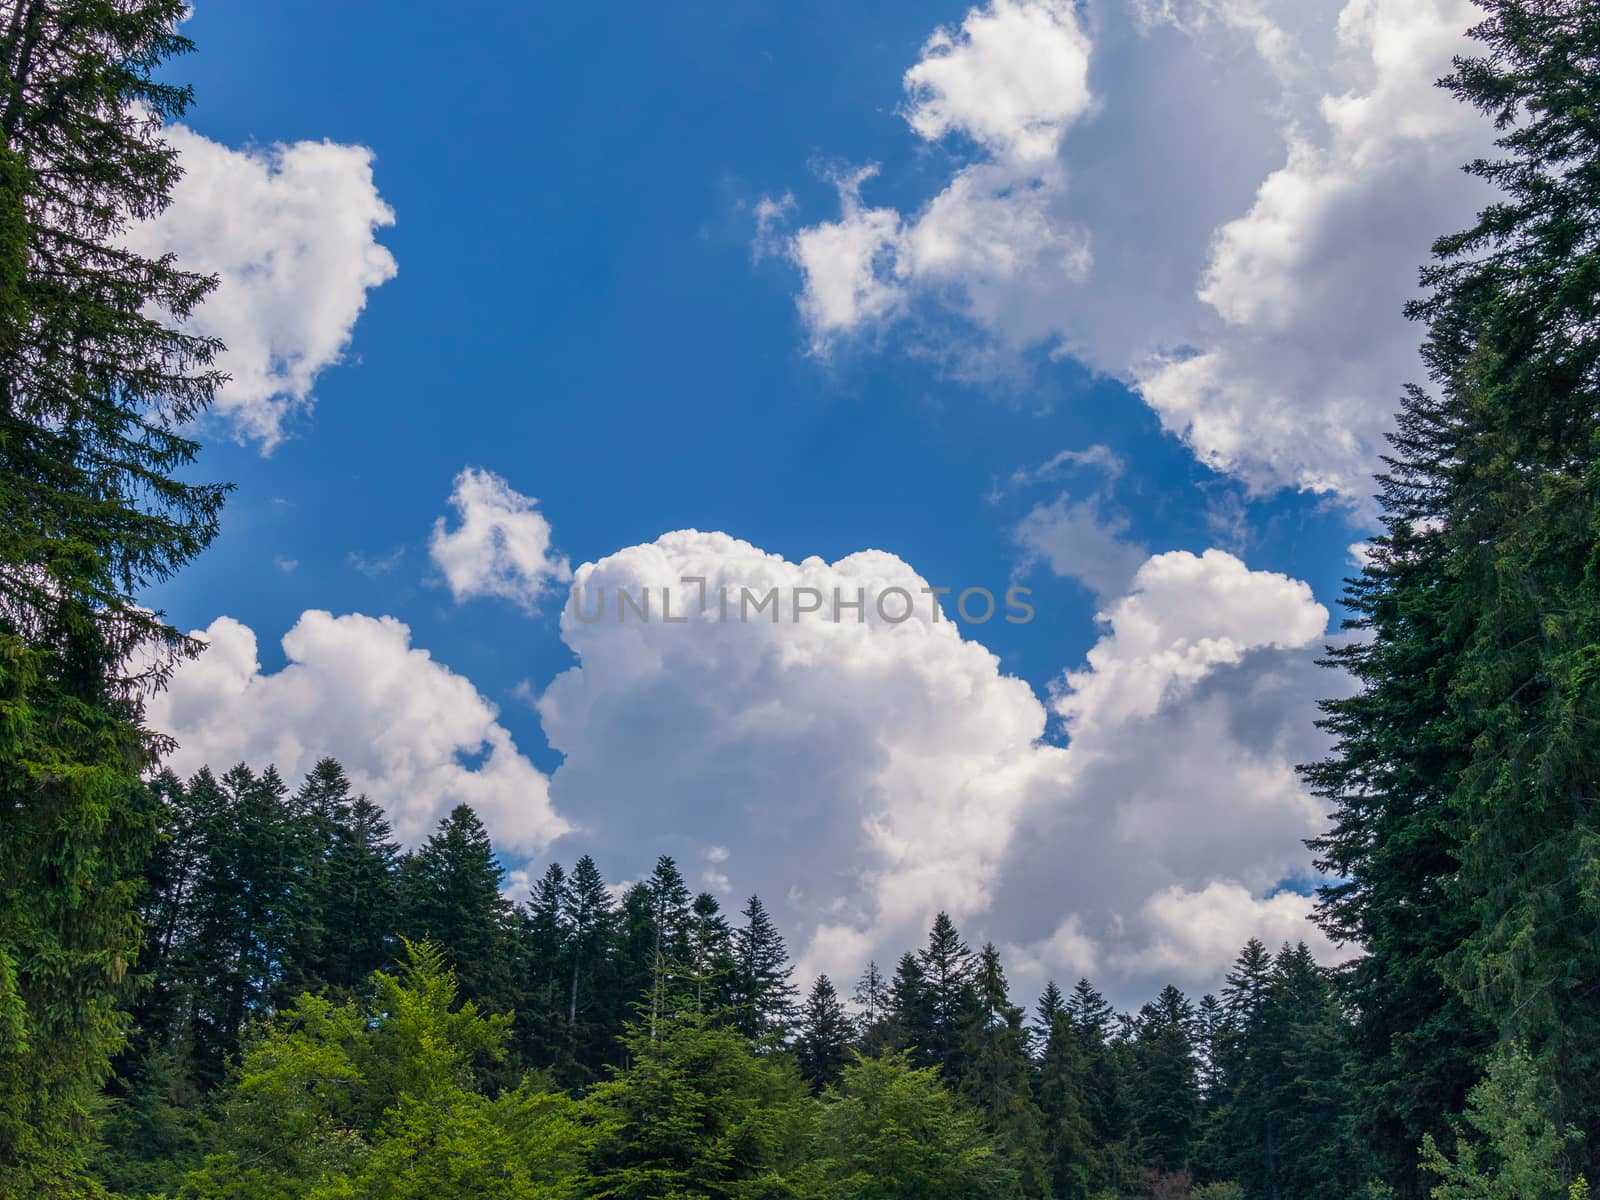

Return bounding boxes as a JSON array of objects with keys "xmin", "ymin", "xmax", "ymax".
[{"xmin": 98, "ymin": 758, "xmax": 1367, "ymax": 1200}]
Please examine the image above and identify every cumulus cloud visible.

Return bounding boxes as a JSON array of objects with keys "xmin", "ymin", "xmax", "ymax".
[
  {"xmin": 430, "ymin": 468, "xmax": 571, "ymax": 611},
  {"xmin": 776, "ymin": 0, "xmax": 1491, "ymax": 502},
  {"xmin": 124, "ymin": 124, "xmax": 397, "ymax": 448},
  {"xmin": 783, "ymin": 0, "xmax": 1093, "ymax": 358},
  {"xmin": 536, "ymin": 531, "xmax": 1345, "ymax": 1001},
  {"xmin": 147, "ymin": 611, "xmax": 569, "ymax": 853},
  {"xmin": 1122, "ymin": 881, "xmax": 1343, "ymax": 976}
]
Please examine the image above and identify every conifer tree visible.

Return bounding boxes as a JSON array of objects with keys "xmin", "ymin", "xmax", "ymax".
[
  {"xmin": 886, "ymin": 951, "xmax": 935, "ymax": 1061},
  {"xmin": 686, "ymin": 891, "xmax": 735, "ymax": 1017},
  {"xmin": 397, "ymin": 805, "xmax": 516, "ymax": 1014},
  {"xmin": 0, "ymin": 2, "xmax": 227, "ymax": 1185},
  {"xmin": 917, "ymin": 912, "xmax": 977, "ymax": 1082},
  {"xmin": 519, "ymin": 861, "xmax": 572, "ymax": 1069},
  {"xmin": 320, "ymin": 793, "xmax": 399, "ymax": 990},
  {"xmin": 851, "ymin": 959, "xmax": 892, "ymax": 1054},
  {"xmin": 561, "ymin": 854, "xmax": 617, "ymax": 1079},
  {"xmin": 731, "ymin": 894, "xmax": 796, "ymax": 1044},
  {"xmin": 795, "ymin": 974, "xmax": 853, "ymax": 1092},
  {"xmin": 959, "ymin": 943, "xmax": 1048, "ymax": 1195},
  {"xmin": 1130, "ymin": 986, "xmax": 1199, "ymax": 1175},
  {"xmin": 1035, "ymin": 983, "xmax": 1102, "ymax": 1200}
]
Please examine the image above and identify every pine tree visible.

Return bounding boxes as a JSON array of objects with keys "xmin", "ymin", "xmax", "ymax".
[
  {"xmin": 320, "ymin": 793, "xmax": 399, "ymax": 990},
  {"xmin": 1130, "ymin": 986, "xmax": 1199, "ymax": 1175},
  {"xmin": 561, "ymin": 854, "xmax": 617, "ymax": 1080},
  {"xmin": 1035, "ymin": 983, "xmax": 1102, "ymax": 1200},
  {"xmin": 686, "ymin": 891, "xmax": 735, "ymax": 1017},
  {"xmin": 0, "ymin": 3, "xmax": 227, "ymax": 1186},
  {"xmin": 731, "ymin": 894, "xmax": 796, "ymax": 1045},
  {"xmin": 397, "ymin": 805, "xmax": 516, "ymax": 1014},
  {"xmin": 959, "ymin": 943, "xmax": 1048, "ymax": 1195},
  {"xmin": 1032, "ymin": 981, "xmax": 1066, "ymax": 1057},
  {"xmin": 852, "ymin": 959, "xmax": 892, "ymax": 1054},
  {"xmin": 886, "ymin": 951, "xmax": 935, "ymax": 1062},
  {"xmin": 795, "ymin": 974, "xmax": 854, "ymax": 1092},
  {"xmin": 917, "ymin": 912, "xmax": 977, "ymax": 1082},
  {"xmin": 1307, "ymin": 2, "xmax": 1600, "ymax": 1187},
  {"xmin": 518, "ymin": 861, "xmax": 572, "ymax": 1070},
  {"xmin": 278, "ymin": 757, "xmax": 357, "ymax": 998},
  {"xmin": 1409, "ymin": 2, "xmax": 1600, "ymax": 1162},
  {"xmin": 639, "ymin": 856, "xmax": 692, "ymax": 1039}
]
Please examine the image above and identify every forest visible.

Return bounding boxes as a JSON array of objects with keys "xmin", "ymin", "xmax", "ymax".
[{"xmin": 2, "ymin": 1, "xmax": 1600, "ymax": 1198}]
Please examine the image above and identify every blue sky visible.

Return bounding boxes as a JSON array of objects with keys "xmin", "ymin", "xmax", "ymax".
[{"xmin": 143, "ymin": 0, "xmax": 1491, "ymax": 1002}]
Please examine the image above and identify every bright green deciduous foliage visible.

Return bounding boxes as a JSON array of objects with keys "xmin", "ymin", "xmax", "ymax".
[
  {"xmin": 807, "ymin": 1052, "xmax": 1015, "ymax": 1200},
  {"xmin": 583, "ymin": 1012, "xmax": 812, "ymax": 1199},
  {"xmin": 1421, "ymin": 1043, "xmax": 1581, "ymax": 1200},
  {"xmin": 178, "ymin": 942, "xmax": 591, "ymax": 1200},
  {"xmin": 1, "ymin": 1, "xmax": 228, "ymax": 1190}
]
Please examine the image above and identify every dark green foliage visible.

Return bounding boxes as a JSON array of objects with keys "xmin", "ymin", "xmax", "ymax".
[
  {"xmin": 1128, "ymin": 985, "xmax": 1199, "ymax": 1175},
  {"xmin": 396, "ymin": 804, "xmax": 517, "ymax": 1014},
  {"xmin": 731, "ymin": 894, "xmax": 797, "ymax": 1045},
  {"xmin": 1, "ymin": 1, "xmax": 228, "ymax": 1189},
  {"xmin": 795, "ymin": 974, "xmax": 853, "ymax": 1092},
  {"xmin": 1306, "ymin": 1, "xmax": 1600, "ymax": 1192}
]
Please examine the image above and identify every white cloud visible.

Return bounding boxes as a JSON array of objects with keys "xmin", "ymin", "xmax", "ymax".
[
  {"xmin": 1054, "ymin": 548, "xmax": 1327, "ymax": 735},
  {"xmin": 1122, "ymin": 881, "xmax": 1348, "ymax": 980},
  {"xmin": 786, "ymin": 0, "xmax": 1094, "ymax": 358},
  {"xmin": 535, "ymin": 531, "xmax": 1342, "ymax": 1001},
  {"xmin": 1014, "ymin": 494, "xmax": 1147, "ymax": 602},
  {"xmin": 902, "ymin": 0, "xmax": 1094, "ymax": 164},
  {"xmin": 790, "ymin": 167, "xmax": 908, "ymax": 347},
  {"xmin": 125, "ymin": 125, "xmax": 397, "ymax": 448},
  {"xmin": 777, "ymin": 0, "xmax": 1491, "ymax": 502},
  {"xmin": 147, "ymin": 611, "xmax": 570, "ymax": 854},
  {"xmin": 430, "ymin": 468, "xmax": 571, "ymax": 611}
]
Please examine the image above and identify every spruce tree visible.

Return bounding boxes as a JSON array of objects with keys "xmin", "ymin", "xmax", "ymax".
[
  {"xmin": 917, "ymin": 912, "xmax": 977, "ymax": 1081},
  {"xmin": 686, "ymin": 891, "xmax": 735, "ymax": 1017},
  {"xmin": 1308, "ymin": 1, "xmax": 1600, "ymax": 1185},
  {"xmin": 397, "ymin": 805, "xmax": 516, "ymax": 1014},
  {"xmin": 795, "ymin": 974, "xmax": 853, "ymax": 1092},
  {"xmin": 731, "ymin": 894, "xmax": 796, "ymax": 1044},
  {"xmin": 320, "ymin": 793, "xmax": 399, "ymax": 991},
  {"xmin": 561, "ymin": 854, "xmax": 617, "ymax": 1080},
  {"xmin": 1034, "ymin": 983, "xmax": 1102, "ymax": 1200},
  {"xmin": 1130, "ymin": 986, "xmax": 1199, "ymax": 1175},
  {"xmin": 958, "ymin": 943, "xmax": 1048, "ymax": 1195},
  {"xmin": 0, "ymin": 2, "xmax": 226, "ymax": 1186}
]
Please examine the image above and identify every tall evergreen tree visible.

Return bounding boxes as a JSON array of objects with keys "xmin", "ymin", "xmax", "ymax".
[
  {"xmin": 959, "ymin": 943, "xmax": 1047, "ymax": 1195},
  {"xmin": 795, "ymin": 974, "xmax": 853, "ymax": 1093},
  {"xmin": 1407, "ymin": 1, "xmax": 1600, "ymax": 1163},
  {"xmin": 1130, "ymin": 986, "xmax": 1199, "ymax": 1176},
  {"xmin": 1308, "ymin": 1, "xmax": 1600, "ymax": 1188},
  {"xmin": 561, "ymin": 854, "xmax": 617, "ymax": 1080},
  {"xmin": 917, "ymin": 912, "xmax": 977, "ymax": 1081},
  {"xmin": 730, "ymin": 895, "xmax": 796, "ymax": 1045},
  {"xmin": 1034, "ymin": 983, "xmax": 1102, "ymax": 1200},
  {"xmin": 686, "ymin": 891, "xmax": 735, "ymax": 1018},
  {"xmin": 0, "ymin": 2, "xmax": 226, "ymax": 1187},
  {"xmin": 885, "ymin": 951, "xmax": 934, "ymax": 1062},
  {"xmin": 397, "ymin": 805, "xmax": 516, "ymax": 1014},
  {"xmin": 319, "ymin": 793, "xmax": 399, "ymax": 991}
]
